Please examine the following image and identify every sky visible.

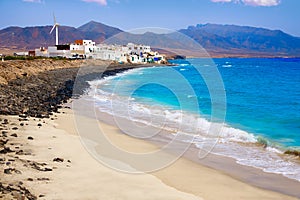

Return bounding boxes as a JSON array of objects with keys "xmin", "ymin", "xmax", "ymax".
[{"xmin": 0, "ymin": 0, "xmax": 300, "ymax": 36}]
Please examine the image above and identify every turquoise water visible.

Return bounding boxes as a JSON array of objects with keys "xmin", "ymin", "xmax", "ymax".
[
  {"xmin": 97, "ymin": 58, "xmax": 300, "ymax": 148},
  {"xmin": 88, "ymin": 58, "xmax": 300, "ymax": 181}
]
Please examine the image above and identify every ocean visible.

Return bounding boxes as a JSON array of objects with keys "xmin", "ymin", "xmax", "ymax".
[{"xmin": 87, "ymin": 58, "xmax": 300, "ymax": 181}]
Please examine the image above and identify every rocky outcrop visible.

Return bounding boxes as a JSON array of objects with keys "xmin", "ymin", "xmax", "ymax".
[{"xmin": 0, "ymin": 59, "xmax": 143, "ymax": 118}]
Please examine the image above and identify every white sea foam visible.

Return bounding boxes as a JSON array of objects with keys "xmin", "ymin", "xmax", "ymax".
[
  {"xmin": 222, "ymin": 64, "xmax": 232, "ymax": 68},
  {"xmin": 88, "ymin": 67, "xmax": 143, "ymax": 87},
  {"xmin": 89, "ymin": 81, "xmax": 258, "ymax": 144},
  {"xmin": 179, "ymin": 64, "xmax": 189, "ymax": 67},
  {"xmin": 187, "ymin": 95, "xmax": 196, "ymax": 98}
]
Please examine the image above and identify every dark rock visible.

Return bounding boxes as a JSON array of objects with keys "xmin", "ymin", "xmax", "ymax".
[
  {"xmin": 19, "ymin": 118, "xmax": 28, "ymax": 121},
  {"xmin": 2, "ymin": 131, "xmax": 8, "ymax": 137},
  {"xmin": 16, "ymin": 150, "xmax": 24, "ymax": 155},
  {"xmin": 0, "ymin": 139, "xmax": 8, "ymax": 145},
  {"xmin": 284, "ymin": 150, "xmax": 300, "ymax": 157},
  {"xmin": 27, "ymin": 136, "xmax": 34, "ymax": 140},
  {"xmin": 37, "ymin": 123, "xmax": 42, "ymax": 127},
  {"xmin": 53, "ymin": 157, "xmax": 64, "ymax": 162},
  {"xmin": 0, "ymin": 147, "xmax": 14, "ymax": 154},
  {"xmin": 11, "ymin": 127, "xmax": 18, "ymax": 130},
  {"xmin": 20, "ymin": 123, "xmax": 24, "ymax": 126},
  {"xmin": 0, "ymin": 182, "xmax": 37, "ymax": 200},
  {"xmin": 3, "ymin": 168, "xmax": 11, "ymax": 174},
  {"xmin": 44, "ymin": 168, "xmax": 52, "ymax": 172},
  {"xmin": 24, "ymin": 160, "xmax": 52, "ymax": 172},
  {"xmin": 4, "ymin": 168, "xmax": 21, "ymax": 174},
  {"xmin": 19, "ymin": 114, "xmax": 27, "ymax": 118},
  {"xmin": 37, "ymin": 177, "xmax": 50, "ymax": 181},
  {"xmin": 10, "ymin": 133, "xmax": 18, "ymax": 137},
  {"xmin": 27, "ymin": 178, "xmax": 33, "ymax": 181},
  {"xmin": 18, "ymin": 185, "xmax": 37, "ymax": 200}
]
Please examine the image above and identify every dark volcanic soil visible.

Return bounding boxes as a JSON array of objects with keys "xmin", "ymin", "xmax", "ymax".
[{"xmin": 0, "ymin": 59, "xmax": 141, "ymax": 118}]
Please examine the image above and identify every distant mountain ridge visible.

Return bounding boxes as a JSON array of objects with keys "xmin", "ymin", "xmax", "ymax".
[
  {"xmin": 179, "ymin": 23, "xmax": 300, "ymax": 56},
  {"xmin": 1, "ymin": 21, "xmax": 300, "ymax": 57},
  {"xmin": 77, "ymin": 20, "xmax": 123, "ymax": 44}
]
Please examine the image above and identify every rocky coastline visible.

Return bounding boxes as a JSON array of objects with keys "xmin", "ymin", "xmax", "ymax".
[{"xmin": 0, "ymin": 59, "xmax": 144, "ymax": 118}]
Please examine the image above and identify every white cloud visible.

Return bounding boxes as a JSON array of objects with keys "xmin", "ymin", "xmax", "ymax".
[
  {"xmin": 242, "ymin": 0, "xmax": 280, "ymax": 6},
  {"xmin": 82, "ymin": 0, "xmax": 107, "ymax": 6},
  {"xmin": 22, "ymin": 0, "xmax": 42, "ymax": 3},
  {"xmin": 211, "ymin": 0, "xmax": 281, "ymax": 6}
]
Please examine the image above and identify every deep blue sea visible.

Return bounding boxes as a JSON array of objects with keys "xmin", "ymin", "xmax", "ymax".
[{"xmin": 88, "ymin": 58, "xmax": 300, "ymax": 181}]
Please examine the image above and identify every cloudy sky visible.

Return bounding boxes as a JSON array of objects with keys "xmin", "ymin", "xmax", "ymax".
[{"xmin": 1, "ymin": 0, "xmax": 299, "ymax": 36}]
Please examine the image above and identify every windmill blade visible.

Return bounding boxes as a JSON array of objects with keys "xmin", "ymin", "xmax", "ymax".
[{"xmin": 50, "ymin": 24, "xmax": 56, "ymax": 34}]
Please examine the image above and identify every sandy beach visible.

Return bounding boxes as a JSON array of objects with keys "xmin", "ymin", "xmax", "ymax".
[{"xmin": 0, "ymin": 105, "xmax": 299, "ymax": 200}]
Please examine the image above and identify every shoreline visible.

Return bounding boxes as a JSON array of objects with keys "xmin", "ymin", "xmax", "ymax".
[{"xmin": 76, "ymin": 104, "xmax": 300, "ymax": 198}]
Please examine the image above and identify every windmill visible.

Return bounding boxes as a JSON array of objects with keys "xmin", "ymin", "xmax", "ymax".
[{"xmin": 50, "ymin": 14, "xmax": 59, "ymax": 45}]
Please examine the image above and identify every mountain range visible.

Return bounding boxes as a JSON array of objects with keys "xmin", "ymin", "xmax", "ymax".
[{"xmin": 1, "ymin": 21, "xmax": 300, "ymax": 57}]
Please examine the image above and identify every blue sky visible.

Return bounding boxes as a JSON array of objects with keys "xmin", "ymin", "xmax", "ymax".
[{"xmin": 1, "ymin": 0, "xmax": 300, "ymax": 36}]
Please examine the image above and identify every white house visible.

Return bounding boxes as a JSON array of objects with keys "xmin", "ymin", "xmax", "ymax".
[
  {"xmin": 127, "ymin": 43, "xmax": 151, "ymax": 56},
  {"xmin": 35, "ymin": 47, "xmax": 48, "ymax": 57},
  {"xmin": 14, "ymin": 52, "xmax": 29, "ymax": 56},
  {"xmin": 93, "ymin": 44, "xmax": 128, "ymax": 62},
  {"xmin": 33, "ymin": 40, "xmax": 165, "ymax": 64},
  {"xmin": 47, "ymin": 45, "xmax": 71, "ymax": 58}
]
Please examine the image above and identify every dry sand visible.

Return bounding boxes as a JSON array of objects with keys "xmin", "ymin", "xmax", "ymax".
[{"xmin": 1, "ymin": 107, "xmax": 299, "ymax": 200}]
